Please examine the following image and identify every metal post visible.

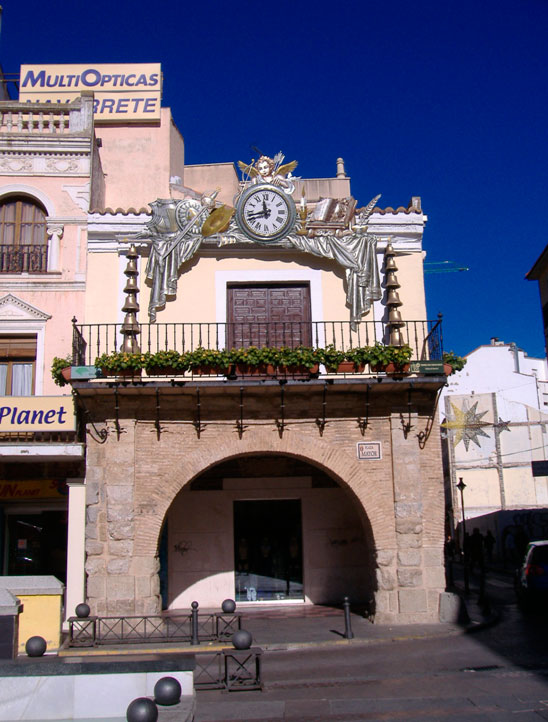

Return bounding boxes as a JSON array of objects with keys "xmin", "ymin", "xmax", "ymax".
[
  {"xmin": 191, "ymin": 601, "xmax": 199, "ymax": 645},
  {"xmin": 478, "ymin": 565, "xmax": 486, "ymax": 606},
  {"xmin": 456, "ymin": 478, "xmax": 469, "ymax": 594},
  {"xmin": 447, "ymin": 555, "xmax": 454, "ymax": 587},
  {"xmin": 343, "ymin": 596, "xmax": 354, "ymax": 639}
]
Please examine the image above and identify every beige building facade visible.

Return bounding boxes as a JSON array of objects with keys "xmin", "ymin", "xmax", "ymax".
[{"xmin": 2, "ymin": 63, "xmax": 449, "ymax": 624}]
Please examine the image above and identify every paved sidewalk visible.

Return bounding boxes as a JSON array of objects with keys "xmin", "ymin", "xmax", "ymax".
[{"xmin": 61, "ymin": 588, "xmax": 494, "ymax": 660}]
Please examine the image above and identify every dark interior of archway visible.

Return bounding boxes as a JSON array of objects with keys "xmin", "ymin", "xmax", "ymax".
[{"xmin": 190, "ymin": 455, "xmax": 337, "ymax": 490}]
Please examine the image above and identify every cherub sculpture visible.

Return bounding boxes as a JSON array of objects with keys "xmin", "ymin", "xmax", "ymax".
[{"xmin": 237, "ymin": 153, "xmax": 298, "ymax": 194}]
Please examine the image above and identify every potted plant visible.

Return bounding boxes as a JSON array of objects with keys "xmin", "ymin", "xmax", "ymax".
[
  {"xmin": 343, "ymin": 345, "xmax": 373, "ymax": 372},
  {"xmin": 95, "ymin": 351, "xmax": 145, "ymax": 377},
  {"xmin": 144, "ymin": 350, "xmax": 188, "ymax": 376},
  {"xmin": 186, "ymin": 347, "xmax": 231, "ymax": 375},
  {"xmin": 51, "ymin": 354, "xmax": 73, "ymax": 386},
  {"xmin": 384, "ymin": 344, "xmax": 413, "ymax": 374},
  {"xmin": 276, "ymin": 346, "xmax": 321, "ymax": 376},
  {"xmin": 318, "ymin": 345, "xmax": 347, "ymax": 373},
  {"xmin": 229, "ymin": 346, "xmax": 278, "ymax": 376},
  {"xmin": 442, "ymin": 351, "xmax": 466, "ymax": 375}
]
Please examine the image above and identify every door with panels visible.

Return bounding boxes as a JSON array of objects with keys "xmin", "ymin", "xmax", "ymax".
[{"xmin": 227, "ymin": 283, "xmax": 311, "ymax": 349}]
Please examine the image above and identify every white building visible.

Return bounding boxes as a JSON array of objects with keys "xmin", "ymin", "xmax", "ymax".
[{"xmin": 440, "ymin": 339, "xmax": 548, "ymax": 558}]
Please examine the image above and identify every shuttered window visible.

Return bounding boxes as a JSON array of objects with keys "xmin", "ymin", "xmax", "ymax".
[{"xmin": 227, "ymin": 283, "xmax": 311, "ymax": 348}]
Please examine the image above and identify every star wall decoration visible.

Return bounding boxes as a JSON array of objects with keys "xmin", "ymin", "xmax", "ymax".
[
  {"xmin": 441, "ymin": 401, "xmax": 491, "ymax": 451},
  {"xmin": 494, "ymin": 417, "xmax": 511, "ymax": 435}
]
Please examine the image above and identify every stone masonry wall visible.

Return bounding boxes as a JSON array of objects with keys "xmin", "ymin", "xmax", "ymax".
[{"xmin": 83, "ymin": 389, "xmax": 445, "ymax": 623}]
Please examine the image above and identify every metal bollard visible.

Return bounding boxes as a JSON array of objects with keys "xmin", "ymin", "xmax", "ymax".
[
  {"xmin": 343, "ymin": 596, "xmax": 354, "ymax": 639},
  {"xmin": 478, "ymin": 566, "xmax": 486, "ymax": 605},
  {"xmin": 191, "ymin": 601, "xmax": 199, "ymax": 645}
]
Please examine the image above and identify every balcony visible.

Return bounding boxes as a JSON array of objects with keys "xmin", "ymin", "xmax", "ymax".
[
  {"xmin": 0, "ymin": 98, "xmax": 92, "ymax": 137},
  {"xmin": 0, "ymin": 244, "xmax": 48, "ymax": 273},
  {"xmin": 70, "ymin": 318, "xmax": 444, "ymax": 381}
]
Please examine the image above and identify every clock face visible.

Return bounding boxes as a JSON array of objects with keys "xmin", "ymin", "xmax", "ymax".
[{"xmin": 236, "ymin": 184, "xmax": 296, "ymax": 242}]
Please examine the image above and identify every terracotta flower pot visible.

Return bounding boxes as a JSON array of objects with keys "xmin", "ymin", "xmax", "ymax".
[
  {"xmin": 234, "ymin": 363, "xmax": 276, "ymax": 376},
  {"xmin": 190, "ymin": 365, "xmax": 225, "ymax": 376},
  {"xmin": 385, "ymin": 363, "xmax": 411, "ymax": 375},
  {"xmin": 60, "ymin": 367, "xmax": 71, "ymax": 382},
  {"xmin": 146, "ymin": 366, "xmax": 186, "ymax": 376},
  {"xmin": 277, "ymin": 364, "xmax": 320, "ymax": 377},
  {"xmin": 329, "ymin": 361, "xmax": 365, "ymax": 374},
  {"xmin": 370, "ymin": 363, "xmax": 387, "ymax": 373},
  {"xmin": 101, "ymin": 368, "xmax": 142, "ymax": 378}
]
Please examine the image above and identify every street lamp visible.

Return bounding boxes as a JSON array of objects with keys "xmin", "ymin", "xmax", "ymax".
[{"xmin": 456, "ymin": 477, "xmax": 469, "ymax": 593}]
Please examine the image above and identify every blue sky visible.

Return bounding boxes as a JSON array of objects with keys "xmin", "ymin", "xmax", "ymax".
[{"xmin": 1, "ymin": 0, "xmax": 547, "ymax": 357}]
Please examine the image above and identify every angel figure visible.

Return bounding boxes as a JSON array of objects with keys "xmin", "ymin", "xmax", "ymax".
[{"xmin": 237, "ymin": 153, "xmax": 298, "ymax": 194}]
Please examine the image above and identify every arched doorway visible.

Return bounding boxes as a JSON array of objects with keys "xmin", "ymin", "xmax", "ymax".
[{"xmin": 160, "ymin": 454, "xmax": 375, "ymax": 609}]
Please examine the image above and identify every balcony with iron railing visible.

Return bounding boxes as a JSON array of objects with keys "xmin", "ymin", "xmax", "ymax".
[
  {"xmin": 70, "ymin": 317, "xmax": 444, "ymax": 380},
  {"xmin": 0, "ymin": 244, "xmax": 48, "ymax": 273}
]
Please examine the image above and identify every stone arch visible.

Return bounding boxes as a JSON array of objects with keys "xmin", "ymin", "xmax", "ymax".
[{"xmin": 133, "ymin": 428, "xmax": 396, "ymax": 560}]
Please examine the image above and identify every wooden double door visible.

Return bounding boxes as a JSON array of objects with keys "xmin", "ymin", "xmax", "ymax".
[{"xmin": 227, "ymin": 283, "xmax": 311, "ymax": 348}]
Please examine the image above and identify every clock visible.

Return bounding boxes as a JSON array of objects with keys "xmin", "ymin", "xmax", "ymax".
[{"xmin": 236, "ymin": 184, "xmax": 296, "ymax": 242}]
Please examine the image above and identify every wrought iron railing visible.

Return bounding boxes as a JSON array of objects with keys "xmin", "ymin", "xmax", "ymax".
[
  {"xmin": 71, "ymin": 318, "xmax": 443, "ymax": 365},
  {"xmin": 194, "ymin": 649, "xmax": 263, "ymax": 691},
  {"xmin": 0, "ymin": 244, "xmax": 48, "ymax": 273},
  {"xmin": 67, "ymin": 612, "xmax": 241, "ymax": 647}
]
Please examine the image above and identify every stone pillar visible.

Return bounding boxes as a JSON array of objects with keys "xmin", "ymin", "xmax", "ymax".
[
  {"xmin": 64, "ymin": 479, "xmax": 86, "ymax": 625},
  {"xmin": 336, "ymin": 157, "xmax": 346, "ymax": 178},
  {"xmin": 46, "ymin": 223, "xmax": 63, "ymax": 271},
  {"xmin": 390, "ymin": 410, "xmax": 433, "ymax": 622},
  {"xmin": 373, "ymin": 548, "xmax": 398, "ymax": 621},
  {"xmin": 85, "ymin": 419, "xmax": 161, "ymax": 616}
]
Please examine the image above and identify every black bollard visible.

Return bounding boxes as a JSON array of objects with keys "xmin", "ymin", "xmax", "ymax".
[
  {"xmin": 447, "ymin": 558, "xmax": 454, "ymax": 587},
  {"xmin": 463, "ymin": 556, "xmax": 470, "ymax": 595},
  {"xmin": 478, "ymin": 565, "xmax": 486, "ymax": 605},
  {"xmin": 343, "ymin": 596, "xmax": 354, "ymax": 639},
  {"xmin": 191, "ymin": 601, "xmax": 199, "ymax": 645}
]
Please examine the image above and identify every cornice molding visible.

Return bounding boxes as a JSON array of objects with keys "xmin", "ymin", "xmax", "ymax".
[{"xmin": 0, "ymin": 279, "xmax": 86, "ymax": 292}]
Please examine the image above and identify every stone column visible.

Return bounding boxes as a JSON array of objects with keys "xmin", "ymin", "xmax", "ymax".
[
  {"xmin": 46, "ymin": 223, "xmax": 63, "ymax": 271},
  {"xmin": 85, "ymin": 419, "xmax": 161, "ymax": 616},
  {"xmin": 64, "ymin": 479, "xmax": 86, "ymax": 626},
  {"xmin": 390, "ymin": 410, "xmax": 430, "ymax": 622}
]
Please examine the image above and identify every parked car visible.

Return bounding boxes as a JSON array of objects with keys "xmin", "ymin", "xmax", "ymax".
[{"xmin": 515, "ymin": 540, "xmax": 548, "ymax": 608}]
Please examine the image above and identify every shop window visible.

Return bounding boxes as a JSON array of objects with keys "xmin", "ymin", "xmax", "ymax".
[
  {"xmin": 0, "ymin": 336, "xmax": 36, "ymax": 396},
  {"xmin": 0, "ymin": 196, "xmax": 48, "ymax": 273},
  {"xmin": 234, "ymin": 499, "xmax": 303, "ymax": 602}
]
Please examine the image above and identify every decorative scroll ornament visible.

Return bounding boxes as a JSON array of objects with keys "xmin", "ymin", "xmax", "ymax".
[{"xmin": 138, "ymin": 154, "xmax": 382, "ymax": 327}]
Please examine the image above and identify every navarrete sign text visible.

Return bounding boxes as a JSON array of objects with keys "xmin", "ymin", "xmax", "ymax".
[
  {"xmin": 19, "ymin": 63, "xmax": 162, "ymax": 122},
  {"xmin": 0, "ymin": 396, "xmax": 76, "ymax": 432}
]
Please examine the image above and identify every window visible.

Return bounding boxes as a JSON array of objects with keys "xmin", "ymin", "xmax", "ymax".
[
  {"xmin": 227, "ymin": 283, "xmax": 312, "ymax": 348},
  {"xmin": 0, "ymin": 336, "xmax": 36, "ymax": 395},
  {"xmin": 0, "ymin": 196, "xmax": 48, "ymax": 272}
]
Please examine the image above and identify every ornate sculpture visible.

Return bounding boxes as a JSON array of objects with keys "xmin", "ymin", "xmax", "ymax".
[
  {"xmin": 237, "ymin": 152, "xmax": 298, "ymax": 194},
  {"xmin": 136, "ymin": 192, "xmax": 218, "ymax": 322},
  {"xmin": 138, "ymin": 154, "xmax": 382, "ymax": 328}
]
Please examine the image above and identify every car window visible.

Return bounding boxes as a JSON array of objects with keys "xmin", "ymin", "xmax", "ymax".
[{"xmin": 530, "ymin": 545, "xmax": 548, "ymax": 565}]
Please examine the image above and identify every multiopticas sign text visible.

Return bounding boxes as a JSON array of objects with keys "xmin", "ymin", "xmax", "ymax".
[
  {"xmin": 0, "ymin": 396, "xmax": 76, "ymax": 432},
  {"xmin": 21, "ymin": 68, "xmax": 160, "ymax": 90},
  {"xmin": 19, "ymin": 63, "xmax": 162, "ymax": 122}
]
